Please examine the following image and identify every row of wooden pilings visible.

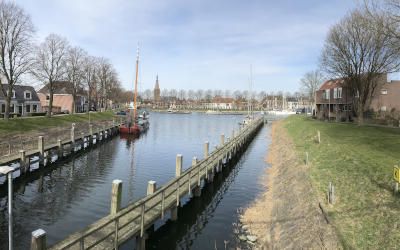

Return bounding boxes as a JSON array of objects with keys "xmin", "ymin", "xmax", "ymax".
[
  {"xmin": 30, "ymin": 118, "xmax": 264, "ymax": 250},
  {"xmin": 1, "ymin": 122, "xmax": 120, "ymax": 181}
]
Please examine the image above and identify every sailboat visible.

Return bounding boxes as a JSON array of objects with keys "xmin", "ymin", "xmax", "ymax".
[
  {"xmin": 240, "ymin": 65, "xmax": 254, "ymax": 126},
  {"xmin": 119, "ymin": 46, "xmax": 150, "ymax": 135}
]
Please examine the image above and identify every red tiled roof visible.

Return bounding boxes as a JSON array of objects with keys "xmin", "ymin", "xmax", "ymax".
[{"xmin": 319, "ymin": 79, "xmax": 345, "ymax": 90}]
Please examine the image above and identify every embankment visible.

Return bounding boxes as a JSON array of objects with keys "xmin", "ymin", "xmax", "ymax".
[{"xmin": 240, "ymin": 120, "xmax": 339, "ymax": 249}]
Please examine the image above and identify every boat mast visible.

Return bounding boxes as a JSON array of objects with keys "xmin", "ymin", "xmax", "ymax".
[{"xmin": 133, "ymin": 45, "xmax": 139, "ymax": 124}]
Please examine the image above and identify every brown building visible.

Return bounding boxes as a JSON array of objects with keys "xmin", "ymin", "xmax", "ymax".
[
  {"xmin": 38, "ymin": 81, "xmax": 87, "ymax": 114},
  {"xmin": 316, "ymin": 74, "xmax": 400, "ymax": 121}
]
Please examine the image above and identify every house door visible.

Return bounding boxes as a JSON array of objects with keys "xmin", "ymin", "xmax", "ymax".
[{"xmin": 18, "ymin": 105, "xmax": 23, "ymax": 114}]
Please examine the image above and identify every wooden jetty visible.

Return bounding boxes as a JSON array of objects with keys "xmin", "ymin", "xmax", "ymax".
[
  {"xmin": 0, "ymin": 122, "xmax": 121, "ymax": 179},
  {"xmin": 30, "ymin": 117, "xmax": 264, "ymax": 250}
]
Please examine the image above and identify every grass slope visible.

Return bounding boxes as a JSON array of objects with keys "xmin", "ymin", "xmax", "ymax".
[
  {"xmin": 0, "ymin": 112, "xmax": 116, "ymax": 137},
  {"xmin": 284, "ymin": 115, "xmax": 400, "ymax": 249}
]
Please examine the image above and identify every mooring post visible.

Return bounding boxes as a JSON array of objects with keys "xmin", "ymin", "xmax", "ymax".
[
  {"xmin": 57, "ymin": 140, "xmax": 63, "ymax": 159},
  {"xmin": 110, "ymin": 180, "xmax": 122, "ymax": 215},
  {"xmin": 204, "ymin": 141, "xmax": 209, "ymax": 159},
  {"xmin": 31, "ymin": 229, "xmax": 46, "ymax": 250},
  {"xmin": 220, "ymin": 134, "xmax": 225, "ymax": 146},
  {"xmin": 38, "ymin": 136, "xmax": 44, "ymax": 164},
  {"xmin": 71, "ymin": 123, "xmax": 75, "ymax": 147},
  {"xmin": 176, "ymin": 154, "xmax": 183, "ymax": 177},
  {"xmin": 147, "ymin": 180, "xmax": 157, "ymax": 195},
  {"xmin": 81, "ymin": 132, "xmax": 85, "ymax": 149},
  {"xmin": 19, "ymin": 150, "xmax": 27, "ymax": 174}
]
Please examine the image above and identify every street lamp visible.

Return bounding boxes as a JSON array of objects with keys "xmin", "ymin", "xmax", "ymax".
[{"xmin": 0, "ymin": 166, "xmax": 15, "ymax": 250}]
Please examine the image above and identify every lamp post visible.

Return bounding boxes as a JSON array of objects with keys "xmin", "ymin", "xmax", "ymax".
[{"xmin": 0, "ymin": 166, "xmax": 15, "ymax": 250}]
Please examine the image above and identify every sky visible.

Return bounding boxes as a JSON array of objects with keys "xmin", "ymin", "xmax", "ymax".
[{"xmin": 18, "ymin": 0, "xmax": 359, "ymax": 93}]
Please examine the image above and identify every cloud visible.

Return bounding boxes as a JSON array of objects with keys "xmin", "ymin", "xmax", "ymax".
[{"xmin": 19, "ymin": 0, "xmax": 357, "ymax": 93}]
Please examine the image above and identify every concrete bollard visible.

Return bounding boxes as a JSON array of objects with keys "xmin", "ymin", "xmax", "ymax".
[
  {"xmin": 220, "ymin": 134, "xmax": 225, "ymax": 146},
  {"xmin": 31, "ymin": 229, "xmax": 47, "ymax": 250},
  {"xmin": 38, "ymin": 136, "xmax": 44, "ymax": 158},
  {"xmin": 176, "ymin": 154, "xmax": 183, "ymax": 177},
  {"xmin": 317, "ymin": 131, "xmax": 321, "ymax": 144},
  {"xmin": 110, "ymin": 180, "xmax": 122, "ymax": 215},
  {"xmin": 204, "ymin": 141, "xmax": 209, "ymax": 159},
  {"xmin": 147, "ymin": 181, "xmax": 157, "ymax": 195}
]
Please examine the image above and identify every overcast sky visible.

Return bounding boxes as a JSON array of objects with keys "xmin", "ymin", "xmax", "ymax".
[{"xmin": 19, "ymin": 0, "xmax": 358, "ymax": 92}]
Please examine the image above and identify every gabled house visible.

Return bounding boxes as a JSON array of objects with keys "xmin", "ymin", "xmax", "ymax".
[
  {"xmin": 38, "ymin": 81, "xmax": 88, "ymax": 114},
  {"xmin": 316, "ymin": 73, "xmax": 400, "ymax": 121},
  {"xmin": 0, "ymin": 84, "xmax": 41, "ymax": 117}
]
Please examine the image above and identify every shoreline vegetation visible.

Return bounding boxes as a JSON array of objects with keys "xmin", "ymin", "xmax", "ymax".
[
  {"xmin": 241, "ymin": 115, "xmax": 400, "ymax": 249},
  {"xmin": 240, "ymin": 119, "xmax": 339, "ymax": 249}
]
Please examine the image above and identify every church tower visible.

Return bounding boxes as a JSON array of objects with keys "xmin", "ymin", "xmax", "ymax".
[{"xmin": 153, "ymin": 75, "xmax": 161, "ymax": 102}]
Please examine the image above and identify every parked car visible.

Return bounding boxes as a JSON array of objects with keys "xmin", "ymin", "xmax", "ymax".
[
  {"xmin": 116, "ymin": 110, "xmax": 126, "ymax": 115},
  {"xmin": 296, "ymin": 108, "xmax": 305, "ymax": 114}
]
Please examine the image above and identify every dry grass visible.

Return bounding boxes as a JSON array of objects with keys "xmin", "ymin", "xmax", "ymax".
[{"xmin": 240, "ymin": 120, "xmax": 340, "ymax": 249}]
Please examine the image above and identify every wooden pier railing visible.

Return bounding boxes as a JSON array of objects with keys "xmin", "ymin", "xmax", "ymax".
[{"xmin": 30, "ymin": 117, "xmax": 264, "ymax": 250}]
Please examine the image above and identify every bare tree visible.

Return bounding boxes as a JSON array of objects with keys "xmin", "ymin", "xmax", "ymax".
[
  {"xmin": 82, "ymin": 55, "xmax": 97, "ymax": 112},
  {"xmin": 178, "ymin": 89, "xmax": 186, "ymax": 100},
  {"xmin": 31, "ymin": 34, "xmax": 69, "ymax": 117},
  {"xmin": 321, "ymin": 9, "xmax": 400, "ymax": 124},
  {"xmin": 187, "ymin": 89, "xmax": 195, "ymax": 100},
  {"xmin": 66, "ymin": 46, "xmax": 86, "ymax": 113},
  {"xmin": 195, "ymin": 89, "xmax": 203, "ymax": 101},
  {"xmin": 96, "ymin": 58, "xmax": 116, "ymax": 110},
  {"xmin": 0, "ymin": 2, "xmax": 35, "ymax": 120},
  {"xmin": 300, "ymin": 70, "xmax": 324, "ymax": 107}
]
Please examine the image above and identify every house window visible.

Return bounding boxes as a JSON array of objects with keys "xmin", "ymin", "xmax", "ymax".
[
  {"xmin": 24, "ymin": 91, "xmax": 31, "ymax": 99},
  {"xmin": 1, "ymin": 104, "xmax": 5, "ymax": 113},
  {"xmin": 12, "ymin": 90, "xmax": 15, "ymax": 98},
  {"xmin": 33, "ymin": 104, "xmax": 37, "ymax": 112},
  {"xmin": 26, "ymin": 104, "xmax": 31, "ymax": 113},
  {"xmin": 10, "ymin": 104, "xmax": 14, "ymax": 113},
  {"xmin": 46, "ymin": 95, "xmax": 50, "ymax": 100},
  {"xmin": 337, "ymin": 88, "xmax": 342, "ymax": 98},
  {"xmin": 333, "ymin": 88, "xmax": 337, "ymax": 99},
  {"xmin": 325, "ymin": 89, "xmax": 330, "ymax": 100},
  {"xmin": 381, "ymin": 89, "xmax": 388, "ymax": 95}
]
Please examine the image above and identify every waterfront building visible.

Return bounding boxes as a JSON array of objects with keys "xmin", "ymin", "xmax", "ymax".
[{"xmin": 0, "ymin": 84, "xmax": 42, "ymax": 117}]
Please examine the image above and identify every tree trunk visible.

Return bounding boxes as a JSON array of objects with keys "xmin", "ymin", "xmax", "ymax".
[
  {"xmin": 71, "ymin": 92, "xmax": 76, "ymax": 114},
  {"xmin": 87, "ymin": 93, "xmax": 91, "ymax": 113},
  {"xmin": 48, "ymin": 86, "xmax": 53, "ymax": 118},
  {"xmin": 357, "ymin": 99, "xmax": 364, "ymax": 125},
  {"xmin": 4, "ymin": 89, "xmax": 11, "ymax": 121}
]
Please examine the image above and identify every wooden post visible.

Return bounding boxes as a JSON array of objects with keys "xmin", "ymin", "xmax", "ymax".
[
  {"xmin": 176, "ymin": 154, "xmax": 183, "ymax": 177},
  {"xmin": 147, "ymin": 180, "xmax": 157, "ymax": 195},
  {"xmin": 38, "ymin": 136, "xmax": 44, "ymax": 159},
  {"xmin": 81, "ymin": 132, "xmax": 85, "ymax": 149},
  {"xmin": 305, "ymin": 152, "xmax": 309, "ymax": 165},
  {"xmin": 31, "ymin": 229, "xmax": 46, "ymax": 250},
  {"xmin": 57, "ymin": 140, "xmax": 63, "ymax": 159},
  {"xmin": 220, "ymin": 134, "xmax": 225, "ymax": 146},
  {"xmin": 71, "ymin": 123, "xmax": 75, "ymax": 145},
  {"xmin": 20, "ymin": 150, "xmax": 27, "ymax": 173},
  {"xmin": 317, "ymin": 131, "xmax": 321, "ymax": 144},
  {"xmin": 204, "ymin": 141, "xmax": 209, "ymax": 159},
  {"xmin": 110, "ymin": 180, "xmax": 122, "ymax": 215}
]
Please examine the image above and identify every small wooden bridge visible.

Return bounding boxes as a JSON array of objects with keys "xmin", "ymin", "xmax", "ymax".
[{"xmin": 30, "ymin": 117, "xmax": 264, "ymax": 250}]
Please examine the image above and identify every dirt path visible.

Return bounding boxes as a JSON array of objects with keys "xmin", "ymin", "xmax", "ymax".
[{"xmin": 240, "ymin": 120, "xmax": 340, "ymax": 249}]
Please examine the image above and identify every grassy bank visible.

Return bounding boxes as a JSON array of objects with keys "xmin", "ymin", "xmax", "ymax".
[
  {"xmin": 285, "ymin": 115, "xmax": 400, "ymax": 249},
  {"xmin": 0, "ymin": 111, "xmax": 116, "ymax": 137}
]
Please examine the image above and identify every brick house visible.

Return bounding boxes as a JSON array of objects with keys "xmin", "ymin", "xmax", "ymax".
[
  {"xmin": 316, "ymin": 74, "xmax": 400, "ymax": 121},
  {"xmin": 0, "ymin": 84, "xmax": 41, "ymax": 117},
  {"xmin": 38, "ymin": 81, "xmax": 88, "ymax": 114}
]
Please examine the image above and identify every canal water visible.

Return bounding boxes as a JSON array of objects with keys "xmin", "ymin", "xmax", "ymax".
[{"xmin": 0, "ymin": 112, "xmax": 270, "ymax": 249}]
